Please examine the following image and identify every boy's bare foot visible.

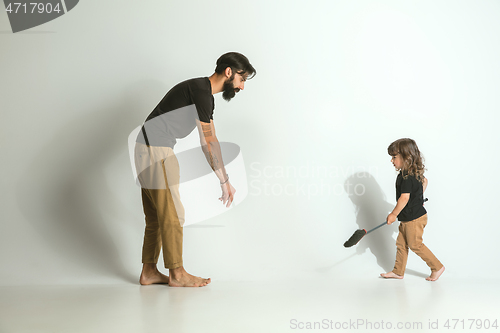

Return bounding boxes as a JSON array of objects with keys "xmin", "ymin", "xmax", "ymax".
[
  {"xmin": 380, "ymin": 272, "xmax": 404, "ymax": 279},
  {"xmin": 169, "ymin": 266, "xmax": 211, "ymax": 287},
  {"xmin": 426, "ymin": 266, "xmax": 445, "ymax": 281},
  {"xmin": 139, "ymin": 264, "xmax": 169, "ymax": 285}
]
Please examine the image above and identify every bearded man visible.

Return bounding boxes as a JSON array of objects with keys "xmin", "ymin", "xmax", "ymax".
[{"xmin": 134, "ymin": 52, "xmax": 256, "ymax": 287}]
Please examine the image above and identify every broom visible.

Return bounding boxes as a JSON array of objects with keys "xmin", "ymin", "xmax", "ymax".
[{"xmin": 343, "ymin": 198, "xmax": 428, "ymax": 248}]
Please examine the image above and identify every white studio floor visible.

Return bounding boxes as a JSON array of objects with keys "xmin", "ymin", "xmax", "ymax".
[{"xmin": 1, "ymin": 276, "xmax": 499, "ymax": 333}]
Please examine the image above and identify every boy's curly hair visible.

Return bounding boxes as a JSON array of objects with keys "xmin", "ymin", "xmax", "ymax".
[{"xmin": 387, "ymin": 138, "xmax": 426, "ymax": 182}]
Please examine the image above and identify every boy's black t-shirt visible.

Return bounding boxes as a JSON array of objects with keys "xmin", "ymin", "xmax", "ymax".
[
  {"xmin": 396, "ymin": 172, "xmax": 427, "ymax": 222},
  {"xmin": 136, "ymin": 77, "xmax": 214, "ymax": 148}
]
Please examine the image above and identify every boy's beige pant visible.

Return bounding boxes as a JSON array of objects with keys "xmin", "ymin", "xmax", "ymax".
[
  {"xmin": 135, "ymin": 143, "xmax": 185, "ymax": 269},
  {"xmin": 393, "ymin": 214, "xmax": 443, "ymax": 276}
]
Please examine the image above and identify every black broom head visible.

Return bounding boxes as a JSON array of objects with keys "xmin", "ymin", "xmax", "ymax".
[{"xmin": 343, "ymin": 229, "xmax": 367, "ymax": 248}]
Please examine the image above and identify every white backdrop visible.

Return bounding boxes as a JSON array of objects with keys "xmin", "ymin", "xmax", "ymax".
[{"xmin": 1, "ymin": 0, "xmax": 499, "ymax": 286}]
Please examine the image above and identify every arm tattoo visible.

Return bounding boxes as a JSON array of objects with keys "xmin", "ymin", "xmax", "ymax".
[
  {"xmin": 200, "ymin": 122, "xmax": 223, "ymax": 173},
  {"xmin": 203, "ymin": 148, "xmax": 221, "ymax": 171},
  {"xmin": 202, "ymin": 123, "xmax": 212, "ymax": 138}
]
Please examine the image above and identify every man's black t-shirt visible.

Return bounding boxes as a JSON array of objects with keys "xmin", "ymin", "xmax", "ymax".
[
  {"xmin": 396, "ymin": 172, "xmax": 427, "ymax": 222},
  {"xmin": 136, "ymin": 77, "xmax": 214, "ymax": 148}
]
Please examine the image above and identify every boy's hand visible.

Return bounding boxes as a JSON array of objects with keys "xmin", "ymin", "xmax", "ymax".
[{"xmin": 387, "ymin": 213, "xmax": 397, "ymax": 225}]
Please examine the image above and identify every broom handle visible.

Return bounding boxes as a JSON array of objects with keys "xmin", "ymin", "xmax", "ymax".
[
  {"xmin": 366, "ymin": 221, "xmax": 387, "ymax": 234},
  {"xmin": 367, "ymin": 198, "xmax": 429, "ymax": 234}
]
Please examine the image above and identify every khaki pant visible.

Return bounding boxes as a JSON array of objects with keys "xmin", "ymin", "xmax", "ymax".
[
  {"xmin": 393, "ymin": 214, "xmax": 443, "ymax": 276},
  {"xmin": 135, "ymin": 142, "xmax": 185, "ymax": 269}
]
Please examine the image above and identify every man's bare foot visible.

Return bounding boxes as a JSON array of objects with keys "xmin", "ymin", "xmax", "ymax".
[
  {"xmin": 426, "ymin": 266, "xmax": 445, "ymax": 281},
  {"xmin": 139, "ymin": 264, "xmax": 170, "ymax": 285},
  {"xmin": 169, "ymin": 266, "xmax": 211, "ymax": 287},
  {"xmin": 380, "ymin": 272, "xmax": 404, "ymax": 279}
]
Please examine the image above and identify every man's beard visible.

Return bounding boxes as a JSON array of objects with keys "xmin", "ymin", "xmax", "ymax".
[{"xmin": 222, "ymin": 75, "xmax": 240, "ymax": 101}]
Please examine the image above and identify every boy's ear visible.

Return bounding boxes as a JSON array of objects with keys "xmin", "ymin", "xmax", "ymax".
[{"xmin": 224, "ymin": 67, "xmax": 232, "ymax": 78}]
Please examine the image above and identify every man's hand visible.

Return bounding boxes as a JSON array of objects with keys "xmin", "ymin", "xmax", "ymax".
[
  {"xmin": 386, "ymin": 213, "xmax": 397, "ymax": 225},
  {"xmin": 220, "ymin": 181, "xmax": 236, "ymax": 207}
]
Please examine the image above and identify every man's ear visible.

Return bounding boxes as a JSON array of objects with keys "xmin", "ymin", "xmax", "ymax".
[{"xmin": 225, "ymin": 67, "xmax": 232, "ymax": 78}]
